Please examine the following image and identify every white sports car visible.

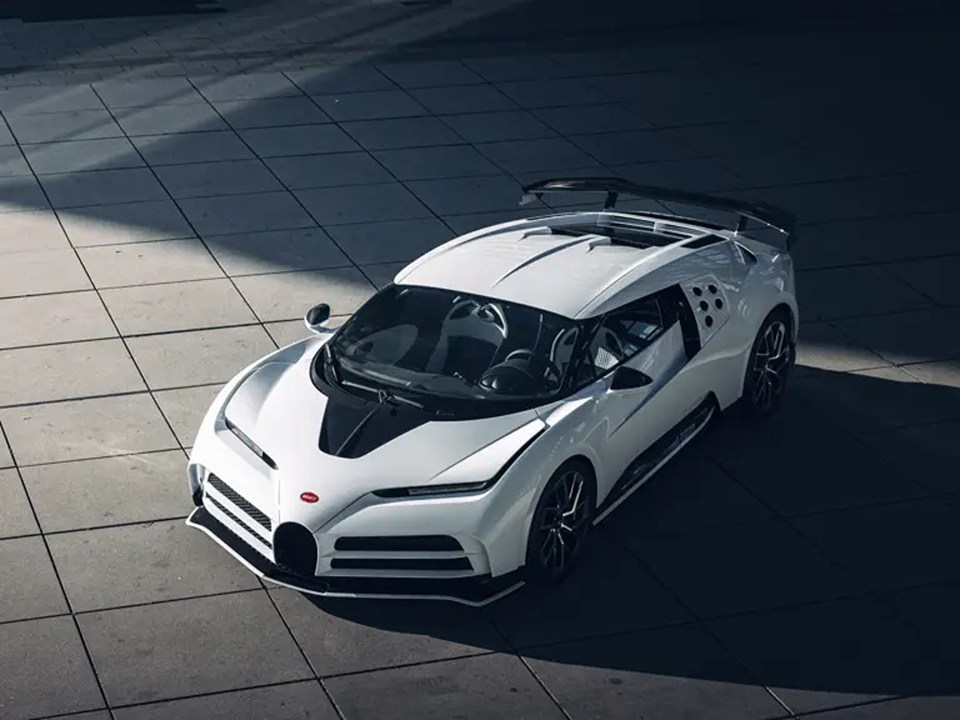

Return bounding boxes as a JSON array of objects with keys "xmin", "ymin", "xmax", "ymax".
[{"xmin": 186, "ymin": 178, "xmax": 799, "ymax": 605}]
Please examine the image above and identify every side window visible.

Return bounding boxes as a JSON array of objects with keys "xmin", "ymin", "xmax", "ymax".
[{"xmin": 575, "ymin": 296, "xmax": 665, "ymax": 385}]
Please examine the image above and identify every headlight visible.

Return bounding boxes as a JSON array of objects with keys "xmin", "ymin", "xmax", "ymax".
[
  {"xmin": 372, "ymin": 479, "xmax": 493, "ymax": 499},
  {"xmin": 225, "ymin": 417, "xmax": 278, "ymax": 470}
]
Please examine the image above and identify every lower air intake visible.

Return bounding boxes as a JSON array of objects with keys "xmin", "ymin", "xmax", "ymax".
[{"xmin": 273, "ymin": 523, "xmax": 317, "ymax": 578}]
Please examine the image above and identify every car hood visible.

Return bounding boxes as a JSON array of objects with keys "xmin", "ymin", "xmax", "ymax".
[{"xmin": 222, "ymin": 341, "xmax": 544, "ymax": 530}]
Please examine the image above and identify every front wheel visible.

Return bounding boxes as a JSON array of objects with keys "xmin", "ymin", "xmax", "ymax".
[
  {"xmin": 741, "ymin": 310, "xmax": 794, "ymax": 419},
  {"xmin": 525, "ymin": 462, "xmax": 595, "ymax": 585}
]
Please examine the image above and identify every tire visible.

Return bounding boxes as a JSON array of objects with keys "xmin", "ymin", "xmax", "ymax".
[
  {"xmin": 740, "ymin": 309, "xmax": 794, "ymax": 420},
  {"xmin": 525, "ymin": 461, "xmax": 596, "ymax": 585}
]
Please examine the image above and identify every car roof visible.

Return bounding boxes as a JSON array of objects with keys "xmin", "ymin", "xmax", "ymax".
[{"xmin": 394, "ymin": 211, "xmax": 739, "ymax": 319}]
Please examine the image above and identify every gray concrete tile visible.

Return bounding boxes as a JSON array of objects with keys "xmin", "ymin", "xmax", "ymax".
[
  {"xmin": 0, "ymin": 85, "xmax": 105, "ymax": 114},
  {"xmin": 325, "ymin": 653, "xmax": 563, "ymax": 719},
  {"xmin": 0, "ymin": 292, "xmax": 115, "ymax": 349},
  {"xmin": 532, "ymin": 102, "xmax": 654, "ymax": 134},
  {"xmin": 21, "ymin": 451, "xmax": 188, "ymax": 533},
  {"xmin": 666, "ymin": 122, "xmax": 799, "ymax": 158},
  {"xmin": 901, "ymin": 359, "xmax": 960, "ymax": 389},
  {"xmin": 411, "ymin": 84, "xmax": 517, "ymax": 114},
  {"xmin": 314, "ymin": 90, "xmax": 427, "ymax": 121},
  {"xmin": 234, "ymin": 267, "xmax": 375, "ymax": 321},
  {"xmin": 102, "ymin": 278, "xmax": 257, "ymax": 335},
  {"xmin": 0, "ymin": 339, "xmax": 145, "ymax": 406},
  {"xmin": 572, "ymin": 129, "xmax": 702, "ymax": 164},
  {"xmin": 832, "ymin": 308, "xmax": 960, "ymax": 365},
  {"xmin": 636, "ymin": 520, "xmax": 858, "ymax": 618},
  {"xmin": 112, "ymin": 682, "xmax": 338, "ymax": 720},
  {"xmin": 0, "ymin": 144, "xmax": 31, "ymax": 176},
  {"xmin": 154, "ymin": 158, "xmax": 282, "ymax": 199},
  {"xmin": 78, "ymin": 592, "xmax": 312, "ymax": 705},
  {"xmin": 792, "ymin": 499, "xmax": 960, "ymax": 592},
  {"xmin": 240, "ymin": 124, "xmax": 360, "ymax": 157},
  {"xmin": 296, "ymin": 182, "xmax": 431, "ymax": 225},
  {"xmin": 0, "ymin": 249, "xmax": 91, "ymax": 298},
  {"xmin": 462, "ymin": 54, "xmax": 564, "ymax": 82},
  {"xmin": 497, "ymin": 77, "xmax": 612, "ymax": 108},
  {"xmin": 341, "ymin": 116, "xmax": 462, "ymax": 150},
  {"xmin": 0, "ymin": 174, "xmax": 52, "ymax": 211},
  {"xmin": 178, "ymin": 191, "xmax": 316, "ymax": 236},
  {"xmin": 0, "ymin": 393, "xmax": 179, "ymax": 465},
  {"xmin": 0, "ymin": 468, "xmax": 38, "ymax": 537},
  {"xmin": 0, "ymin": 536, "xmax": 70, "ymax": 622},
  {"xmin": 274, "ymin": 590, "xmax": 507, "ymax": 676},
  {"xmin": 49, "ymin": 518, "xmax": 259, "ymax": 612},
  {"xmin": 265, "ymin": 320, "xmax": 314, "ymax": 348},
  {"xmin": 406, "ymin": 175, "xmax": 529, "ymax": 215},
  {"xmin": 0, "ymin": 433, "xmax": 12, "ymax": 469},
  {"xmin": 115, "ymin": 103, "xmax": 228, "ymax": 136},
  {"xmin": 492, "ymin": 537, "xmax": 690, "ymax": 648},
  {"xmin": 22, "ymin": 137, "xmax": 143, "ymax": 174},
  {"xmin": 611, "ymin": 158, "xmax": 744, "ymax": 193},
  {"xmin": 93, "ymin": 77, "xmax": 207, "ymax": 108},
  {"xmin": 214, "ymin": 96, "xmax": 331, "ymax": 129},
  {"xmin": 860, "ymin": 420, "xmax": 960, "ymax": 495},
  {"xmin": 127, "ymin": 325, "xmax": 274, "ymax": 389},
  {"xmin": 886, "ymin": 581, "xmax": 960, "ymax": 669},
  {"xmin": 327, "ymin": 218, "xmax": 451, "ymax": 265},
  {"xmin": 207, "ymin": 227, "xmax": 349, "ymax": 276},
  {"xmin": 527, "ymin": 624, "xmax": 788, "ymax": 720},
  {"xmin": 154, "ymin": 384, "xmax": 222, "ymax": 446},
  {"xmin": 78, "ymin": 239, "xmax": 224, "ymax": 287},
  {"xmin": 132, "ymin": 131, "xmax": 254, "ymax": 166},
  {"xmin": 0, "ymin": 117, "xmax": 13, "ymax": 146},
  {"xmin": 360, "ymin": 262, "xmax": 406, "ymax": 289},
  {"xmin": 41, "ymin": 167, "xmax": 167, "ymax": 208},
  {"xmin": 477, "ymin": 137, "xmax": 601, "ymax": 173},
  {"xmin": 287, "ymin": 66, "xmax": 395, "ymax": 95},
  {"xmin": 797, "ymin": 265, "xmax": 932, "ymax": 320},
  {"xmin": 192, "ymin": 72, "xmax": 302, "ymax": 101},
  {"xmin": 441, "ymin": 110, "xmax": 555, "ymax": 143},
  {"xmin": 377, "ymin": 60, "xmax": 483, "ymax": 88},
  {"xmin": 799, "ymin": 697, "xmax": 960, "ymax": 720},
  {"xmin": 0, "ymin": 616, "xmax": 104, "ymax": 720},
  {"xmin": 886, "ymin": 255, "xmax": 960, "ymax": 306},
  {"xmin": 373, "ymin": 144, "xmax": 500, "ymax": 180},
  {"xmin": 265, "ymin": 151, "xmax": 392, "ymax": 189},
  {"xmin": 0, "ymin": 209, "xmax": 70, "ymax": 253},
  {"xmin": 808, "ymin": 212, "xmax": 960, "ymax": 266},
  {"xmin": 708, "ymin": 597, "xmax": 952, "ymax": 714},
  {"xmin": 57, "ymin": 199, "xmax": 195, "ymax": 246},
  {"xmin": 794, "ymin": 322, "xmax": 889, "ymax": 376},
  {"xmin": 5, "ymin": 109, "xmax": 122, "ymax": 144}
]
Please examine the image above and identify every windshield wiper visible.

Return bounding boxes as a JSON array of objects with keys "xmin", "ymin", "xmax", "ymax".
[{"xmin": 340, "ymin": 378, "xmax": 424, "ymax": 409}]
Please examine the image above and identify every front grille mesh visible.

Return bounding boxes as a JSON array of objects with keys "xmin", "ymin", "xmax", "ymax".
[{"xmin": 207, "ymin": 474, "xmax": 272, "ymax": 531}]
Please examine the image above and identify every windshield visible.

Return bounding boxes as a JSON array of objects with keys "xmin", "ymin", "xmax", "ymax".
[{"xmin": 322, "ymin": 285, "xmax": 580, "ymax": 403}]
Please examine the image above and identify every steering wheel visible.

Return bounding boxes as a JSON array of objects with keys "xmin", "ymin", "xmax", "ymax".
[
  {"xmin": 499, "ymin": 349, "xmax": 563, "ymax": 388},
  {"xmin": 504, "ymin": 348, "xmax": 534, "ymax": 362},
  {"xmin": 477, "ymin": 302, "xmax": 508, "ymax": 337}
]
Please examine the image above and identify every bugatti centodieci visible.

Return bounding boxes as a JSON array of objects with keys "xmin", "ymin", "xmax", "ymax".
[{"xmin": 186, "ymin": 178, "xmax": 799, "ymax": 605}]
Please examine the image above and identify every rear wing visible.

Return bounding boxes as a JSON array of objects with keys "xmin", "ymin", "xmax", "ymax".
[{"xmin": 520, "ymin": 177, "xmax": 798, "ymax": 250}]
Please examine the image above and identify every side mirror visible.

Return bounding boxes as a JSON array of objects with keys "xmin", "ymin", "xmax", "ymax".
[
  {"xmin": 304, "ymin": 303, "xmax": 331, "ymax": 333},
  {"xmin": 610, "ymin": 365, "xmax": 653, "ymax": 390}
]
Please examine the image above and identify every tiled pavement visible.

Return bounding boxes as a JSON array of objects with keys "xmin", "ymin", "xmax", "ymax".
[{"xmin": 2, "ymin": 2, "xmax": 960, "ymax": 719}]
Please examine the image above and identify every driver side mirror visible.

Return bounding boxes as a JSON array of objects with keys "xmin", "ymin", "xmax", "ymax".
[
  {"xmin": 304, "ymin": 303, "xmax": 331, "ymax": 334},
  {"xmin": 610, "ymin": 365, "xmax": 653, "ymax": 390}
]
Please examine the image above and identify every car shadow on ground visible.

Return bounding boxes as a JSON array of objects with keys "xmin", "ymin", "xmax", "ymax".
[{"xmin": 305, "ymin": 363, "xmax": 960, "ymax": 706}]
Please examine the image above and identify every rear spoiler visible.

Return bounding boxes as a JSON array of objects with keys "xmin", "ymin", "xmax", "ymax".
[{"xmin": 520, "ymin": 177, "xmax": 797, "ymax": 250}]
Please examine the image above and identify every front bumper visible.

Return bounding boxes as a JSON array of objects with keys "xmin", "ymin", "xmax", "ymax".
[{"xmin": 187, "ymin": 506, "xmax": 524, "ymax": 605}]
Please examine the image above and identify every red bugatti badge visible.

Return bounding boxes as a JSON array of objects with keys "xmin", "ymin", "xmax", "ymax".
[{"xmin": 300, "ymin": 492, "xmax": 319, "ymax": 503}]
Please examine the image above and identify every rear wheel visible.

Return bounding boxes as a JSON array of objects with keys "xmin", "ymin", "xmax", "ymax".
[
  {"xmin": 741, "ymin": 309, "xmax": 794, "ymax": 419},
  {"xmin": 525, "ymin": 462, "xmax": 595, "ymax": 585}
]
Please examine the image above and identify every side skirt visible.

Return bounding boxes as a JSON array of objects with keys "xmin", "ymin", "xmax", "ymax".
[{"xmin": 593, "ymin": 395, "xmax": 716, "ymax": 525}]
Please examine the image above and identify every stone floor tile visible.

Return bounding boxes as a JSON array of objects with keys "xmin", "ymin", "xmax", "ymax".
[
  {"xmin": 411, "ymin": 84, "xmax": 517, "ymax": 114},
  {"xmin": 178, "ymin": 190, "xmax": 316, "ymax": 236},
  {"xmin": 264, "ymin": 320, "xmax": 315, "ymax": 348},
  {"xmin": 441, "ymin": 110, "xmax": 555, "ymax": 143},
  {"xmin": 794, "ymin": 321, "xmax": 889, "ymax": 376},
  {"xmin": 797, "ymin": 265, "xmax": 932, "ymax": 320},
  {"xmin": 572, "ymin": 129, "xmax": 702, "ymax": 164},
  {"xmin": 0, "ymin": 339, "xmax": 145, "ymax": 406},
  {"xmin": 40, "ymin": 167, "xmax": 167, "ymax": 208},
  {"xmin": 858, "ymin": 420, "xmax": 960, "ymax": 495},
  {"xmin": 532, "ymin": 102, "xmax": 654, "ymax": 134},
  {"xmin": 0, "ymin": 174, "xmax": 48, "ymax": 211},
  {"xmin": 0, "ymin": 468, "xmax": 38, "ymax": 537},
  {"xmin": 341, "ymin": 116, "xmax": 462, "ymax": 150},
  {"xmin": 296, "ymin": 182, "xmax": 431, "ymax": 225},
  {"xmin": 48, "ymin": 518, "xmax": 259, "ymax": 612},
  {"xmin": 265, "ymin": 151, "xmax": 392, "ymax": 189},
  {"xmin": 0, "ymin": 208, "xmax": 70, "ymax": 253},
  {"xmin": 240, "ymin": 124, "xmax": 360, "ymax": 158},
  {"xmin": 234, "ymin": 267, "xmax": 375, "ymax": 321},
  {"xmin": 207, "ymin": 227, "xmax": 349, "ymax": 276},
  {"xmin": 406, "ymin": 175, "xmax": 531, "ymax": 215},
  {"xmin": 0, "ymin": 144, "xmax": 33, "ymax": 177},
  {"xmin": 359, "ymin": 262, "xmax": 406, "ymax": 289},
  {"xmin": 287, "ymin": 66, "xmax": 395, "ymax": 95},
  {"xmin": 93, "ymin": 77, "xmax": 207, "ymax": 108},
  {"xmin": 22, "ymin": 137, "xmax": 144, "ymax": 174},
  {"xmin": 832, "ymin": 308, "xmax": 960, "ymax": 365},
  {"xmin": 611, "ymin": 158, "xmax": 744, "ymax": 193},
  {"xmin": 799, "ymin": 697, "xmax": 960, "ymax": 720},
  {"xmin": 78, "ymin": 238, "xmax": 224, "ymax": 287},
  {"xmin": 192, "ymin": 72, "xmax": 302, "ymax": 102},
  {"xmin": 373, "ymin": 144, "xmax": 500, "ymax": 180},
  {"xmin": 115, "ymin": 103, "xmax": 229, "ymax": 136},
  {"xmin": 377, "ymin": 59, "xmax": 483, "ymax": 88},
  {"xmin": 0, "ymin": 293, "xmax": 115, "ymax": 349},
  {"xmin": 154, "ymin": 158, "xmax": 282, "ymax": 199},
  {"xmin": 78, "ymin": 592, "xmax": 312, "ymax": 705},
  {"xmin": 527, "ymin": 624, "xmax": 788, "ymax": 720},
  {"xmin": 313, "ymin": 89, "xmax": 427, "ymax": 122},
  {"xmin": 0, "ymin": 616, "xmax": 104, "ymax": 720},
  {"xmin": 274, "ymin": 590, "xmax": 507, "ymax": 676},
  {"xmin": 0, "ymin": 393, "xmax": 178, "ymax": 465},
  {"xmin": 886, "ymin": 255, "xmax": 960, "ymax": 306},
  {"xmin": 326, "ymin": 217, "xmax": 451, "ymax": 265},
  {"xmin": 127, "ymin": 325, "xmax": 274, "ymax": 389},
  {"xmin": 20, "ymin": 447, "xmax": 181, "ymax": 531},
  {"xmin": 214, "ymin": 97, "xmax": 331, "ymax": 129},
  {"xmin": 0, "ymin": 117, "xmax": 12, "ymax": 146},
  {"xmin": 5, "ymin": 108, "xmax": 122, "ymax": 144},
  {"xmin": 154, "ymin": 384, "xmax": 222, "ymax": 446},
  {"xmin": 496, "ymin": 77, "xmax": 612, "ymax": 108},
  {"xmin": 0, "ymin": 85, "xmax": 105, "ymax": 114},
  {"xmin": 57, "ymin": 199, "xmax": 195, "ymax": 246},
  {"xmin": 132, "ymin": 131, "xmax": 254, "ymax": 166},
  {"xmin": 462, "ymin": 54, "xmax": 564, "ymax": 82},
  {"xmin": 325, "ymin": 653, "xmax": 563, "ymax": 719},
  {"xmin": 885, "ymin": 580, "xmax": 960, "ymax": 669},
  {"xmin": 0, "ymin": 535, "xmax": 70, "ymax": 622},
  {"xmin": 477, "ymin": 137, "xmax": 601, "ymax": 174},
  {"xmin": 0, "ymin": 248, "xmax": 91, "ymax": 298}
]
